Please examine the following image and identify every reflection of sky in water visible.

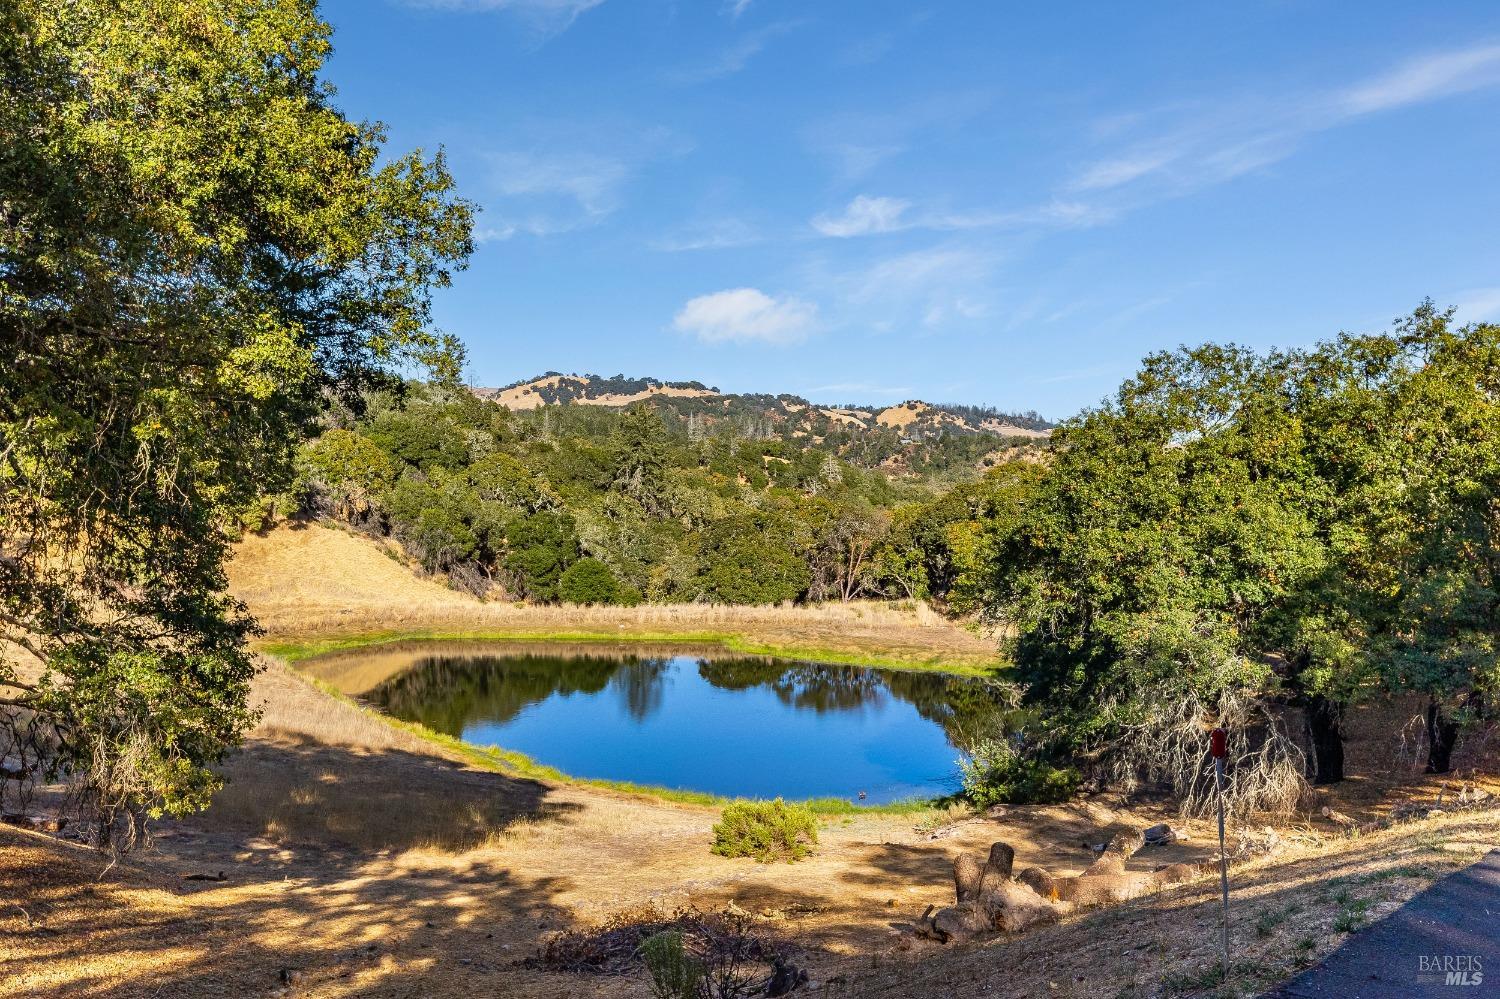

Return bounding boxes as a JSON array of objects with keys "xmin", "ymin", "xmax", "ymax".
[{"xmin": 370, "ymin": 655, "xmax": 991, "ymax": 803}]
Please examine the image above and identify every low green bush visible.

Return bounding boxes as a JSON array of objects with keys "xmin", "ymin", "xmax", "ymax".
[
  {"xmin": 640, "ymin": 930, "xmax": 703, "ymax": 999},
  {"xmin": 564, "ymin": 555, "xmax": 633, "ymax": 603},
  {"xmin": 959, "ymin": 738, "xmax": 1080, "ymax": 806},
  {"xmin": 710, "ymin": 799, "xmax": 819, "ymax": 863}
]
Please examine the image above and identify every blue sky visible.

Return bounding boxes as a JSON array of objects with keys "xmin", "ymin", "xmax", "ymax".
[{"xmin": 320, "ymin": 0, "xmax": 1500, "ymax": 418}]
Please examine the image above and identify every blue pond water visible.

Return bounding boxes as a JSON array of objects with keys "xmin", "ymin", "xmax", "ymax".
[{"xmin": 355, "ymin": 648, "xmax": 1009, "ymax": 803}]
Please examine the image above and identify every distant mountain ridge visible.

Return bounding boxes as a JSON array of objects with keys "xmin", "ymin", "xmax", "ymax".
[{"xmin": 471, "ymin": 372, "xmax": 1052, "ymax": 439}]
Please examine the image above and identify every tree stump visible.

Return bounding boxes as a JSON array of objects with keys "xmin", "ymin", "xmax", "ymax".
[{"xmin": 922, "ymin": 842, "xmax": 1067, "ymax": 942}]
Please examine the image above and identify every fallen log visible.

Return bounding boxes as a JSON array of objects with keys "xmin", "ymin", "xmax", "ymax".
[
  {"xmin": 1082, "ymin": 826, "xmax": 1145, "ymax": 876},
  {"xmin": 917, "ymin": 824, "xmax": 1290, "ymax": 945},
  {"xmin": 920, "ymin": 841, "xmax": 1071, "ymax": 943}
]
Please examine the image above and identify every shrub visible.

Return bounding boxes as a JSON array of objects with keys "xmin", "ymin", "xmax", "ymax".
[
  {"xmin": 710, "ymin": 799, "xmax": 819, "ymax": 863},
  {"xmin": 959, "ymin": 738, "xmax": 1080, "ymax": 807},
  {"xmin": 640, "ymin": 931, "xmax": 703, "ymax": 999},
  {"xmin": 693, "ymin": 517, "xmax": 810, "ymax": 605},
  {"xmin": 501, "ymin": 511, "xmax": 581, "ymax": 602},
  {"xmin": 558, "ymin": 557, "xmax": 622, "ymax": 605}
]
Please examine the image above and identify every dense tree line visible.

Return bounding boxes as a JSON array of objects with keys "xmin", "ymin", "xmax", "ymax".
[
  {"xmin": 966, "ymin": 303, "xmax": 1498, "ymax": 809},
  {"xmin": 293, "ymin": 384, "xmax": 1038, "ymax": 608}
]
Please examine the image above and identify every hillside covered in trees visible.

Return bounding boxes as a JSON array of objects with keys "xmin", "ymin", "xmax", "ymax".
[{"xmin": 292, "ymin": 380, "xmax": 1050, "ymax": 608}]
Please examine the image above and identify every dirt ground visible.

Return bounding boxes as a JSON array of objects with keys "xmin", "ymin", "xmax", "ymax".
[{"xmin": 2, "ymin": 523, "xmax": 1497, "ymax": 998}]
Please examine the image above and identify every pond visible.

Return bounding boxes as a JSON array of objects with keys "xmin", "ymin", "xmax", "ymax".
[{"xmin": 302, "ymin": 642, "xmax": 1014, "ymax": 804}]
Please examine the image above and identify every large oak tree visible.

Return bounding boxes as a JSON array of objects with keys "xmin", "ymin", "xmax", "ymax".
[{"xmin": 0, "ymin": 0, "xmax": 472, "ymax": 845}]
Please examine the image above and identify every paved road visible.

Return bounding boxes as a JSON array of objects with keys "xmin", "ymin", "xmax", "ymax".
[{"xmin": 1265, "ymin": 848, "xmax": 1500, "ymax": 997}]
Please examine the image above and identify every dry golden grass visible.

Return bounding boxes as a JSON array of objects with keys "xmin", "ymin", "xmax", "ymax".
[
  {"xmin": 835, "ymin": 806, "xmax": 1500, "ymax": 999},
  {"xmin": 227, "ymin": 521, "xmax": 1002, "ymax": 672}
]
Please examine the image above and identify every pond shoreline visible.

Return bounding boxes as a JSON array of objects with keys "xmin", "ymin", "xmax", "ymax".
[
  {"xmin": 271, "ymin": 635, "xmax": 991, "ymax": 814},
  {"xmin": 230, "ymin": 523, "xmax": 1005, "ymax": 812},
  {"xmin": 294, "ymin": 640, "xmax": 996, "ymax": 806}
]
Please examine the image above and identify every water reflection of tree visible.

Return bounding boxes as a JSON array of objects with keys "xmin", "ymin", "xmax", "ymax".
[
  {"xmin": 369, "ymin": 654, "xmax": 617, "ymax": 735},
  {"xmin": 881, "ymin": 672, "xmax": 1027, "ymax": 753},
  {"xmin": 609, "ymin": 658, "xmax": 671, "ymax": 722},
  {"xmin": 695, "ymin": 658, "xmax": 1019, "ymax": 749},
  {"xmin": 697, "ymin": 659, "xmax": 883, "ymax": 713}
]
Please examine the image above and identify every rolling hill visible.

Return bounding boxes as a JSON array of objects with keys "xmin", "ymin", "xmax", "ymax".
[{"xmin": 471, "ymin": 373, "xmax": 1053, "ymax": 442}]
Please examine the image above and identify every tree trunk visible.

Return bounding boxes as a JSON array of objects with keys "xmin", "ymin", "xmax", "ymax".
[
  {"xmin": 1306, "ymin": 695, "xmax": 1345, "ymax": 784},
  {"xmin": 1425, "ymin": 696, "xmax": 1470, "ymax": 774}
]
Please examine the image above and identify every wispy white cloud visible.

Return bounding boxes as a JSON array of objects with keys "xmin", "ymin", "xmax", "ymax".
[
  {"xmin": 673, "ymin": 288, "xmax": 819, "ymax": 344},
  {"xmin": 845, "ymin": 247, "xmax": 992, "ymax": 306},
  {"xmin": 1337, "ymin": 43, "xmax": 1500, "ymax": 115},
  {"xmin": 922, "ymin": 297, "xmax": 988, "ymax": 328},
  {"xmin": 802, "ymin": 92, "xmax": 992, "ymax": 182},
  {"xmin": 473, "ymin": 224, "xmax": 519, "ymax": 243},
  {"xmin": 724, "ymin": 0, "xmax": 753, "ymax": 20},
  {"xmin": 799, "ymin": 244, "xmax": 1000, "ymax": 336},
  {"xmin": 837, "ymin": 32, "xmax": 896, "ymax": 67},
  {"xmin": 479, "ymin": 126, "xmax": 689, "ymax": 238},
  {"xmin": 650, "ymin": 217, "xmax": 761, "ymax": 252},
  {"xmin": 810, "ymin": 194, "xmax": 1111, "ymax": 239},
  {"xmin": 1071, "ymin": 149, "xmax": 1180, "ymax": 192},
  {"xmin": 479, "ymin": 149, "xmax": 627, "ymax": 236},
  {"xmin": 489, "ymin": 150, "xmax": 626, "ymax": 213},
  {"xmin": 1070, "ymin": 42, "xmax": 1500, "ymax": 197},
  {"xmin": 673, "ymin": 20, "xmax": 803, "ymax": 82},
  {"xmin": 400, "ymin": 0, "xmax": 606, "ymax": 34},
  {"xmin": 822, "ymin": 143, "xmax": 908, "ymax": 183},
  {"xmin": 805, "ymin": 381, "xmax": 913, "ymax": 398},
  {"xmin": 811, "ymin": 195, "xmax": 912, "ymax": 237}
]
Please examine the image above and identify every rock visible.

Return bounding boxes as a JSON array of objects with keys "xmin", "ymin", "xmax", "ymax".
[
  {"xmin": 1143, "ymin": 823, "xmax": 1180, "ymax": 845},
  {"xmin": 766, "ymin": 959, "xmax": 809, "ymax": 996}
]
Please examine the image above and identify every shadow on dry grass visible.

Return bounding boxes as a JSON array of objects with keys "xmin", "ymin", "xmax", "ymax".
[
  {"xmin": 0, "ymin": 821, "xmax": 578, "ymax": 998},
  {"xmin": 209, "ymin": 731, "xmax": 580, "ymax": 854}
]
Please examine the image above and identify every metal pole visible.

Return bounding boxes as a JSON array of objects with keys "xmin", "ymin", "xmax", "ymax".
[{"xmin": 1215, "ymin": 754, "xmax": 1230, "ymax": 977}]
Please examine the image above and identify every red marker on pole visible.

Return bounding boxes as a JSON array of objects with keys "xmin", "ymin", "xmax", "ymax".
[{"xmin": 1210, "ymin": 727, "xmax": 1230, "ymax": 978}]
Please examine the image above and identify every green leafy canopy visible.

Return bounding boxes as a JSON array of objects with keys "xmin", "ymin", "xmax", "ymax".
[{"xmin": 0, "ymin": 0, "xmax": 473, "ymax": 845}]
